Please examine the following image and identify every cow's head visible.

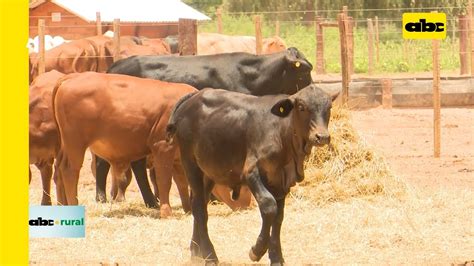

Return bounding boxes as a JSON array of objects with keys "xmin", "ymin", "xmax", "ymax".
[
  {"xmin": 271, "ymin": 84, "xmax": 338, "ymax": 153},
  {"xmin": 283, "ymin": 47, "xmax": 313, "ymax": 93}
]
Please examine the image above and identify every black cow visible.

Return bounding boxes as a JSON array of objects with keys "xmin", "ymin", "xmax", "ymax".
[
  {"xmin": 165, "ymin": 84, "xmax": 338, "ymax": 264},
  {"xmin": 107, "ymin": 47, "xmax": 312, "ymax": 95},
  {"xmin": 92, "ymin": 48, "xmax": 314, "ymax": 208}
]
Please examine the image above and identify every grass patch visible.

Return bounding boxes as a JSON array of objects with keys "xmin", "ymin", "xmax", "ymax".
[{"xmin": 199, "ymin": 15, "xmax": 460, "ymax": 74}]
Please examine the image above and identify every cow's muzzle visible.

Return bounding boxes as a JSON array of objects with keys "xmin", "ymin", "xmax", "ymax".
[{"xmin": 310, "ymin": 132, "xmax": 330, "ymax": 147}]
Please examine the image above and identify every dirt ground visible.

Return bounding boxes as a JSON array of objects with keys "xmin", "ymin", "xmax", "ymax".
[
  {"xmin": 29, "ymin": 107, "xmax": 474, "ymax": 265},
  {"xmin": 351, "ymin": 107, "xmax": 474, "ymax": 190}
]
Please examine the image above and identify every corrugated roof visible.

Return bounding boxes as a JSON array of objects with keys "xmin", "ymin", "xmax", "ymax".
[{"xmin": 33, "ymin": 0, "xmax": 210, "ymax": 23}]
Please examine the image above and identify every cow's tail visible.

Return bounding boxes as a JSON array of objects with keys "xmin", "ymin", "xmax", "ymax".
[
  {"xmin": 51, "ymin": 75, "xmax": 71, "ymax": 153},
  {"xmin": 71, "ymin": 48, "xmax": 85, "ymax": 73},
  {"xmin": 165, "ymin": 91, "xmax": 199, "ymax": 144}
]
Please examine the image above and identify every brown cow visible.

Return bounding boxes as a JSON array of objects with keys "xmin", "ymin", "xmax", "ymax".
[
  {"xmin": 53, "ymin": 72, "xmax": 196, "ymax": 217},
  {"xmin": 29, "ymin": 39, "xmax": 98, "ymax": 82},
  {"xmin": 86, "ymin": 36, "xmax": 114, "ymax": 73},
  {"xmin": 114, "ymin": 43, "xmax": 171, "ymax": 59},
  {"xmin": 29, "ymin": 70, "xmax": 65, "ymax": 205},
  {"xmin": 197, "ymin": 33, "xmax": 287, "ymax": 55},
  {"xmin": 141, "ymin": 38, "xmax": 171, "ymax": 54}
]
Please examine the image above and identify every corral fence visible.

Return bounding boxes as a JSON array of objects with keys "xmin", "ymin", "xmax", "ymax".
[{"xmin": 30, "ymin": 4, "xmax": 474, "ymax": 158}]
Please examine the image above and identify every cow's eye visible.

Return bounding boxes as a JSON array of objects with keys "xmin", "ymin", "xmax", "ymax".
[{"xmin": 298, "ymin": 104, "xmax": 305, "ymax": 111}]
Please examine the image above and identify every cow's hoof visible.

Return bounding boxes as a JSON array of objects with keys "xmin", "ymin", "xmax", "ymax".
[
  {"xmin": 204, "ymin": 259, "xmax": 218, "ymax": 266},
  {"xmin": 160, "ymin": 204, "xmax": 172, "ymax": 218},
  {"xmin": 41, "ymin": 200, "xmax": 52, "ymax": 206},
  {"xmin": 96, "ymin": 194, "xmax": 107, "ymax": 203},
  {"xmin": 249, "ymin": 246, "xmax": 262, "ymax": 262}
]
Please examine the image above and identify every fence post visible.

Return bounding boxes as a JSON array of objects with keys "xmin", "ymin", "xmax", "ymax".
[
  {"xmin": 179, "ymin": 18, "xmax": 198, "ymax": 55},
  {"xmin": 375, "ymin": 16, "xmax": 380, "ymax": 64},
  {"xmin": 338, "ymin": 12, "xmax": 350, "ymax": 104},
  {"xmin": 367, "ymin": 18, "xmax": 374, "ymax": 75},
  {"xmin": 275, "ymin": 20, "xmax": 280, "ymax": 37},
  {"xmin": 460, "ymin": 15, "xmax": 469, "ymax": 75},
  {"xmin": 216, "ymin": 7, "xmax": 223, "ymax": 34},
  {"xmin": 315, "ymin": 17, "xmax": 324, "ymax": 74},
  {"xmin": 38, "ymin": 19, "xmax": 45, "ymax": 75},
  {"xmin": 96, "ymin": 12, "xmax": 102, "ymax": 36},
  {"xmin": 348, "ymin": 16, "xmax": 354, "ymax": 75},
  {"xmin": 254, "ymin": 15, "xmax": 262, "ymax": 55},
  {"xmin": 113, "ymin": 19, "xmax": 121, "ymax": 62},
  {"xmin": 468, "ymin": 0, "xmax": 474, "ymax": 77},
  {"xmin": 342, "ymin": 6, "xmax": 348, "ymax": 16},
  {"xmin": 381, "ymin": 78, "xmax": 392, "ymax": 109},
  {"xmin": 432, "ymin": 39, "xmax": 441, "ymax": 158}
]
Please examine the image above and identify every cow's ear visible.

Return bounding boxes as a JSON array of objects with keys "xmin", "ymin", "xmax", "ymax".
[
  {"xmin": 271, "ymin": 98, "xmax": 294, "ymax": 117},
  {"xmin": 331, "ymin": 91, "xmax": 340, "ymax": 102}
]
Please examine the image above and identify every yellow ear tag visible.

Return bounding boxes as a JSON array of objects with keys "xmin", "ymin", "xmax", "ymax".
[
  {"xmin": 279, "ymin": 107, "xmax": 284, "ymax": 113},
  {"xmin": 295, "ymin": 61, "xmax": 301, "ymax": 68}
]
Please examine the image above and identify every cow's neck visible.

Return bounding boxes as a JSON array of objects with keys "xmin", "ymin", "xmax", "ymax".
[{"xmin": 250, "ymin": 53, "xmax": 288, "ymax": 93}]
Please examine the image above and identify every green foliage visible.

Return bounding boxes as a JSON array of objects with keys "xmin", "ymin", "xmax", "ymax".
[{"xmin": 199, "ymin": 15, "xmax": 460, "ymax": 74}]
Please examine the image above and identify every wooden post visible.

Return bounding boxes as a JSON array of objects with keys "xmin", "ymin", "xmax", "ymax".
[
  {"xmin": 367, "ymin": 18, "xmax": 374, "ymax": 75},
  {"xmin": 113, "ymin": 19, "xmax": 121, "ymax": 62},
  {"xmin": 375, "ymin": 16, "xmax": 380, "ymax": 64},
  {"xmin": 347, "ymin": 16, "xmax": 354, "ymax": 75},
  {"xmin": 432, "ymin": 39, "xmax": 441, "ymax": 158},
  {"xmin": 216, "ymin": 7, "xmax": 223, "ymax": 34},
  {"xmin": 254, "ymin": 15, "xmax": 262, "ymax": 55},
  {"xmin": 342, "ymin": 6, "xmax": 348, "ymax": 16},
  {"xmin": 315, "ymin": 17, "xmax": 324, "ymax": 74},
  {"xmin": 178, "ymin": 18, "xmax": 198, "ymax": 55},
  {"xmin": 381, "ymin": 78, "xmax": 392, "ymax": 109},
  {"xmin": 275, "ymin": 20, "xmax": 280, "ymax": 37},
  {"xmin": 338, "ymin": 12, "xmax": 350, "ymax": 104},
  {"xmin": 460, "ymin": 15, "xmax": 469, "ymax": 75},
  {"xmin": 468, "ymin": 0, "xmax": 474, "ymax": 77},
  {"xmin": 38, "ymin": 19, "xmax": 45, "ymax": 75},
  {"xmin": 96, "ymin": 12, "xmax": 102, "ymax": 36}
]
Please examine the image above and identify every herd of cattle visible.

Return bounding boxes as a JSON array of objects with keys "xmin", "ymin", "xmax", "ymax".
[{"xmin": 29, "ymin": 31, "xmax": 337, "ymax": 264}]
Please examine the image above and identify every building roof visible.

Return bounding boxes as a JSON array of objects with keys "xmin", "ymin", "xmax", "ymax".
[{"xmin": 30, "ymin": 0, "xmax": 211, "ymax": 23}]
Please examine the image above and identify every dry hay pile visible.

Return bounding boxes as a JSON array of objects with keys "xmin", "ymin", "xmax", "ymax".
[{"xmin": 294, "ymin": 107, "xmax": 406, "ymax": 205}]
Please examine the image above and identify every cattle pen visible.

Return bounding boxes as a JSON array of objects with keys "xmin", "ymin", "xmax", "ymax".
[{"xmin": 28, "ymin": 1, "xmax": 473, "ymax": 265}]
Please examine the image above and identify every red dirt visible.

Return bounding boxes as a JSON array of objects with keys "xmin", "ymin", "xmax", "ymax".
[{"xmin": 351, "ymin": 107, "xmax": 474, "ymax": 190}]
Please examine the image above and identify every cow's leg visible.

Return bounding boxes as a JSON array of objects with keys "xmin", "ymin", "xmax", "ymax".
[
  {"xmin": 182, "ymin": 158, "xmax": 218, "ymax": 262},
  {"xmin": 153, "ymin": 156, "xmax": 174, "ymax": 218},
  {"xmin": 173, "ymin": 163, "xmax": 191, "ymax": 213},
  {"xmin": 130, "ymin": 158, "xmax": 158, "ymax": 208},
  {"xmin": 57, "ymin": 147, "xmax": 85, "ymax": 205},
  {"xmin": 110, "ymin": 163, "xmax": 130, "ymax": 202},
  {"xmin": 149, "ymin": 168, "xmax": 160, "ymax": 199},
  {"xmin": 38, "ymin": 159, "xmax": 53, "ymax": 205},
  {"xmin": 246, "ymin": 167, "xmax": 277, "ymax": 262},
  {"xmin": 268, "ymin": 197, "xmax": 285, "ymax": 264},
  {"xmin": 93, "ymin": 154, "xmax": 110, "ymax": 203},
  {"xmin": 54, "ymin": 151, "xmax": 67, "ymax": 205}
]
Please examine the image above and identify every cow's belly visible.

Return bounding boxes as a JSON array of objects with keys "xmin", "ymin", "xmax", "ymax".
[
  {"xmin": 194, "ymin": 144, "xmax": 246, "ymax": 187},
  {"xmin": 89, "ymin": 136, "xmax": 150, "ymax": 164}
]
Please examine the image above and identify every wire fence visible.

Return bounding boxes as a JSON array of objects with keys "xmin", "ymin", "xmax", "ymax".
[{"xmin": 29, "ymin": 5, "xmax": 473, "ymax": 81}]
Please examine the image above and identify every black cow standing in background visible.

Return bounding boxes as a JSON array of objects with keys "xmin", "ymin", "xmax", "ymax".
[
  {"xmin": 165, "ymin": 84, "xmax": 338, "ymax": 264},
  {"xmin": 94, "ymin": 48, "xmax": 313, "ymax": 209}
]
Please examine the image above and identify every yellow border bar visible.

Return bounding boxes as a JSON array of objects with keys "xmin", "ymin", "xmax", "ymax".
[{"xmin": 0, "ymin": 0, "xmax": 29, "ymax": 264}]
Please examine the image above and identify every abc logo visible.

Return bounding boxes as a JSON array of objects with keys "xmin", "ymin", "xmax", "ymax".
[
  {"xmin": 405, "ymin": 19, "xmax": 444, "ymax": 32},
  {"xmin": 29, "ymin": 217, "xmax": 54, "ymax": 226}
]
